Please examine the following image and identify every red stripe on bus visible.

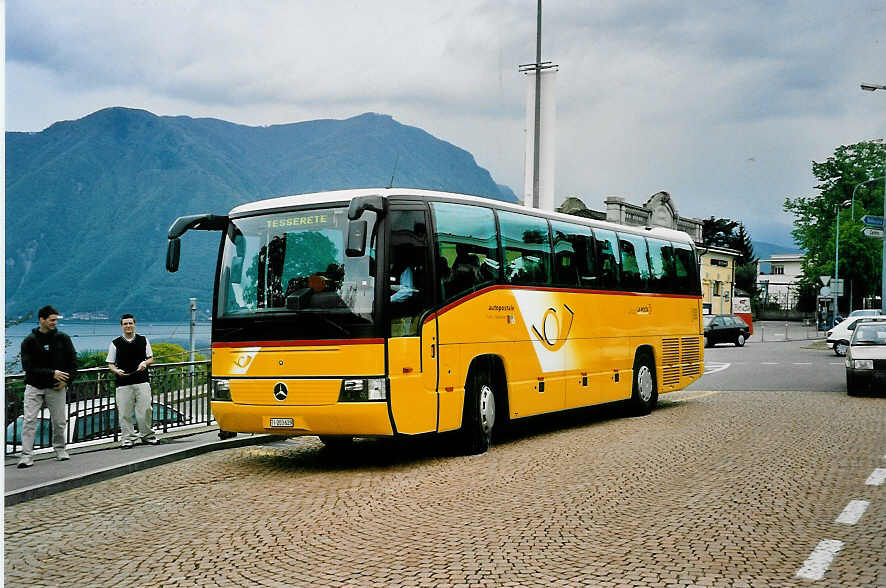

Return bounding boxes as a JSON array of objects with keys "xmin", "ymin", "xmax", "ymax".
[
  {"xmin": 423, "ymin": 285, "xmax": 701, "ymax": 324},
  {"xmin": 212, "ymin": 338, "xmax": 384, "ymax": 348}
]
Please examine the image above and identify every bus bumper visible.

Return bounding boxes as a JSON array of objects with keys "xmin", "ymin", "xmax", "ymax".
[{"xmin": 212, "ymin": 401, "xmax": 394, "ymax": 437}]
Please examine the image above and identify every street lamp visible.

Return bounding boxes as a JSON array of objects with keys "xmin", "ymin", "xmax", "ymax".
[
  {"xmin": 849, "ymin": 176, "xmax": 886, "ymax": 310},
  {"xmin": 834, "ymin": 199, "xmax": 851, "ymax": 322},
  {"xmin": 860, "ymin": 81, "xmax": 886, "ymax": 313},
  {"xmin": 851, "ymin": 176, "xmax": 886, "ymax": 220}
]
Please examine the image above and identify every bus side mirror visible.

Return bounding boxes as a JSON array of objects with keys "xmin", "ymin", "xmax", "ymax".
[
  {"xmin": 345, "ymin": 220, "xmax": 368, "ymax": 257},
  {"xmin": 166, "ymin": 238, "xmax": 181, "ymax": 273},
  {"xmin": 348, "ymin": 195, "xmax": 385, "ymax": 220}
]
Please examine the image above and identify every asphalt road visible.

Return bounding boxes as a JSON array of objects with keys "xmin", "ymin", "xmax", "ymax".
[{"xmin": 5, "ymin": 337, "xmax": 884, "ymax": 587}]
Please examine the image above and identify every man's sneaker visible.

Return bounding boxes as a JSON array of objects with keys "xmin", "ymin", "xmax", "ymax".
[
  {"xmin": 17, "ymin": 457, "xmax": 34, "ymax": 469},
  {"xmin": 142, "ymin": 437, "xmax": 160, "ymax": 445},
  {"xmin": 55, "ymin": 449, "xmax": 70, "ymax": 461},
  {"xmin": 121, "ymin": 440, "xmax": 134, "ymax": 449}
]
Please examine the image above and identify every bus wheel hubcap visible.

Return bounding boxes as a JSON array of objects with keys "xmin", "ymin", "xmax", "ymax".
[
  {"xmin": 637, "ymin": 366, "xmax": 653, "ymax": 402},
  {"xmin": 479, "ymin": 384, "xmax": 495, "ymax": 434}
]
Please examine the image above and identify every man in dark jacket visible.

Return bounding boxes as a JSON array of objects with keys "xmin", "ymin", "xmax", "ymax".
[{"xmin": 18, "ymin": 305, "xmax": 78, "ymax": 468}]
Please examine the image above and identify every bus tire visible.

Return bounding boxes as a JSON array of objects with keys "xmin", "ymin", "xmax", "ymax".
[
  {"xmin": 629, "ymin": 352, "xmax": 658, "ymax": 416},
  {"xmin": 460, "ymin": 370, "xmax": 496, "ymax": 455},
  {"xmin": 319, "ymin": 436, "xmax": 353, "ymax": 451}
]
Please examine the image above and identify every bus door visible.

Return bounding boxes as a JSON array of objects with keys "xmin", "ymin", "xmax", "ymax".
[{"xmin": 386, "ymin": 206, "xmax": 439, "ymax": 434}]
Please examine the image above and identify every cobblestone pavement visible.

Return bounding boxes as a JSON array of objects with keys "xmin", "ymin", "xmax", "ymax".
[{"xmin": 5, "ymin": 388, "xmax": 885, "ymax": 587}]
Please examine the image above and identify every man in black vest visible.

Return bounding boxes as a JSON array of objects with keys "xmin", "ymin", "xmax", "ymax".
[{"xmin": 106, "ymin": 314, "xmax": 157, "ymax": 448}]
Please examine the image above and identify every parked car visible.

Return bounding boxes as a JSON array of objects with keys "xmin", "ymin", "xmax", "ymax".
[
  {"xmin": 845, "ymin": 320, "xmax": 886, "ymax": 396},
  {"xmin": 826, "ymin": 315, "xmax": 886, "ymax": 356},
  {"xmin": 703, "ymin": 314, "xmax": 751, "ymax": 347},
  {"xmin": 6, "ymin": 400, "xmax": 185, "ymax": 446}
]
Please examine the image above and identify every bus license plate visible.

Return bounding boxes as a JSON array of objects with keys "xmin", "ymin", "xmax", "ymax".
[{"xmin": 269, "ymin": 418, "xmax": 294, "ymax": 428}]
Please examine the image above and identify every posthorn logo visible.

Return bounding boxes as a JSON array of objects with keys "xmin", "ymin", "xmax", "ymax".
[{"xmin": 273, "ymin": 382, "xmax": 288, "ymax": 401}]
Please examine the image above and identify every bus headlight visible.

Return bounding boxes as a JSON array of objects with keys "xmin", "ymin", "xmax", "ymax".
[
  {"xmin": 852, "ymin": 359, "xmax": 874, "ymax": 370},
  {"xmin": 212, "ymin": 379, "xmax": 232, "ymax": 401},
  {"xmin": 339, "ymin": 378, "xmax": 388, "ymax": 401}
]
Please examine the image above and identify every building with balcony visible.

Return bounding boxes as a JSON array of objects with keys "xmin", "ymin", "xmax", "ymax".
[{"xmin": 756, "ymin": 253, "xmax": 805, "ymax": 310}]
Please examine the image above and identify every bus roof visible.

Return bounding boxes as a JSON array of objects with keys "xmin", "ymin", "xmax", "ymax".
[{"xmin": 229, "ymin": 187, "xmax": 696, "ymax": 245}]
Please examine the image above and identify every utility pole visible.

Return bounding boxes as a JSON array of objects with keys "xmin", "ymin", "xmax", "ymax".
[
  {"xmin": 189, "ymin": 297, "xmax": 197, "ymax": 373},
  {"xmin": 860, "ymin": 83, "xmax": 886, "ymax": 312},
  {"xmin": 532, "ymin": 0, "xmax": 542, "ymax": 209},
  {"xmin": 519, "ymin": 0, "xmax": 557, "ymax": 209}
]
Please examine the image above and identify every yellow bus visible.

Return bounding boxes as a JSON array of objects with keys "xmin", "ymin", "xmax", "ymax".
[{"xmin": 166, "ymin": 188, "xmax": 703, "ymax": 454}]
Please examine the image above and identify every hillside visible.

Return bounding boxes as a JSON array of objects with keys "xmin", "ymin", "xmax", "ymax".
[{"xmin": 5, "ymin": 108, "xmax": 517, "ymax": 320}]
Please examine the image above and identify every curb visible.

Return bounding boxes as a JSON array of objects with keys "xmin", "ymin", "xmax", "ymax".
[{"xmin": 5, "ymin": 433, "xmax": 276, "ymax": 506}]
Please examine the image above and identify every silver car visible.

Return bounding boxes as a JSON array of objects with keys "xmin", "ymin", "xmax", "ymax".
[{"xmin": 845, "ymin": 321, "xmax": 886, "ymax": 396}]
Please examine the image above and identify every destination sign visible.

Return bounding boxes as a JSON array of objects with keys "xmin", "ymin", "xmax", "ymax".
[
  {"xmin": 862, "ymin": 227, "xmax": 885, "ymax": 238},
  {"xmin": 861, "ymin": 215, "xmax": 884, "ymax": 229},
  {"xmin": 266, "ymin": 213, "xmax": 333, "ymax": 229}
]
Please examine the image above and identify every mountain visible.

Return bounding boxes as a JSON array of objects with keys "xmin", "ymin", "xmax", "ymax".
[
  {"xmin": 753, "ymin": 241, "xmax": 802, "ymax": 261},
  {"xmin": 5, "ymin": 108, "xmax": 518, "ymax": 321}
]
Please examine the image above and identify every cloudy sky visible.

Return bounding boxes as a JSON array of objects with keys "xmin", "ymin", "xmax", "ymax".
[{"xmin": 6, "ymin": 1, "xmax": 886, "ymax": 246}]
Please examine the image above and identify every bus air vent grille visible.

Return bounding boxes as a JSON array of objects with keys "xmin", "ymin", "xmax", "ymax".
[
  {"xmin": 661, "ymin": 338, "xmax": 680, "ymax": 386},
  {"xmin": 680, "ymin": 337, "xmax": 701, "ymax": 377}
]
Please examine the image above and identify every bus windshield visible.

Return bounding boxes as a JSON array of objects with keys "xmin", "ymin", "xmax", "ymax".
[{"xmin": 217, "ymin": 207, "xmax": 377, "ymax": 327}]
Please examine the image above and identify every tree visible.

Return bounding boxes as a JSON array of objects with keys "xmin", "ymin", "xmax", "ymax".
[
  {"xmin": 701, "ymin": 217, "xmax": 759, "ymax": 298},
  {"xmin": 701, "ymin": 217, "xmax": 739, "ymax": 248},
  {"xmin": 784, "ymin": 139, "xmax": 885, "ymax": 312}
]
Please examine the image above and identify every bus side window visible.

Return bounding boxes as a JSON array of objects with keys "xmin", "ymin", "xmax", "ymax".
[
  {"xmin": 646, "ymin": 238, "xmax": 675, "ymax": 294},
  {"xmin": 617, "ymin": 233, "xmax": 650, "ymax": 292},
  {"xmin": 594, "ymin": 229, "xmax": 621, "ymax": 290},
  {"xmin": 550, "ymin": 220, "xmax": 594, "ymax": 288},
  {"xmin": 388, "ymin": 210, "xmax": 431, "ymax": 337},
  {"xmin": 673, "ymin": 242, "xmax": 700, "ymax": 295},
  {"xmin": 430, "ymin": 202, "xmax": 499, "ymax": 302},
  {"xmin": 499, "ymin": 210, "xmax": 551, "ymax": 285}
]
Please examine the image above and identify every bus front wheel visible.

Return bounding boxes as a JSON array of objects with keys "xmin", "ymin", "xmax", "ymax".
[
  {"xmin": 460, "ymin": 371, "xmax": 496, "ymax": 455},
  {"xmin": 630, "ymin": 352, "xmax": 658, "ymax": 416}
]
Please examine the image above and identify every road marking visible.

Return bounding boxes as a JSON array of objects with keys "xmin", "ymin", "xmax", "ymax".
[
  {"xmin": 865, "ymin": 468, "xmax": 886, "ymax": 486},
  {"xmin": 761, "ymin": 362, "xmax": 779, "ymax": 365},
  {"xmin": 795, "ymin": 540, "xmax": 844, "ymax": 581},
  {"xmin": 792, "ymin": 362, "xmax": 812, "ymax": 365},
  {"xmin": 835, "ymin": 500, "xmax": 869, "ymax": 525},
  {"xmin": 703, "ymin": 362, "xmax": 731, "ymax": 375}
]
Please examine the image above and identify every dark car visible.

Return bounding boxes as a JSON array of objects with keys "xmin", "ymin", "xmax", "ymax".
[
  {"xmin": 703, "ymin": 314, "xmax": 750, "ymax": 347},
  {"xmin": 845, "ymin": 320, "xmax": 886, "ymax": 396}
]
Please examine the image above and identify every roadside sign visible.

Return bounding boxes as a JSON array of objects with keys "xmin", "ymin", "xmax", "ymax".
[
  {"xmin": 832, "ymin": 279, "xmax": 844, "ymax": 295},
  {"xmin": 862, "ymin": 227, "xmax": 885, "ymax": 238},
  {"xmin": 820, "ymin": 275, "xmax": 831, "ymax": 286},
  {"xmin": 820, "ymin": 286, "xmax": 831, "ymax": 297},
  {"xmin": 861, "ymin": 215, "xmax": 884, "ymax": 228}
]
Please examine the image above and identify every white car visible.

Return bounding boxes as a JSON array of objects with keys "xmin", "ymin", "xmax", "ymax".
[
  {"xmin": 847, "ymin": 309, "xmax": 883, "ymax": 318},
  {"xmin": 827, "ymin": 315, "xmax": 886, "ymax": 356}
]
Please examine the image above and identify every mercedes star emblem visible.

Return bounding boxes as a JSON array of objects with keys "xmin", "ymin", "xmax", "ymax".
[{"xmin": 273, "ymin": 382, "xmax": 288, "ymax": 401}]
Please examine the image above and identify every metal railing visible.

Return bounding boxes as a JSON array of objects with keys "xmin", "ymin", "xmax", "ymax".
[{"xmin": 5, "ymin": 360, "xmax": 212, "ymax": 455}]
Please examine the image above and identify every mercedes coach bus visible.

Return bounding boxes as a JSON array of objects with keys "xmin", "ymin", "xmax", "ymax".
[{"xmin": 166, "ymin": 188, "xmax": 703, "ymax": 454}]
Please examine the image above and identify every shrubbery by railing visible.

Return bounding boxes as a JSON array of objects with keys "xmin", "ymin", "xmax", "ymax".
[{"xmin": 5, "ymin": 360, "xmax": 212, "ymax": 455}]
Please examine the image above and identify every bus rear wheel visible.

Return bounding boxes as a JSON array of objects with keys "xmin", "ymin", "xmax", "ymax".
[
  {"xmin": 630, "ymin": 352, "xmax": 658, "ymax": 416},
  {"xmin": 460, "ymin": 371, "xmax": 496, "ymax": 455}
]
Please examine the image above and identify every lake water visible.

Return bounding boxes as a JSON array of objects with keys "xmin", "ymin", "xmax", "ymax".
[{"xmin": 5, "ymin": 321, "xmax": 212, "ymax": 371}]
